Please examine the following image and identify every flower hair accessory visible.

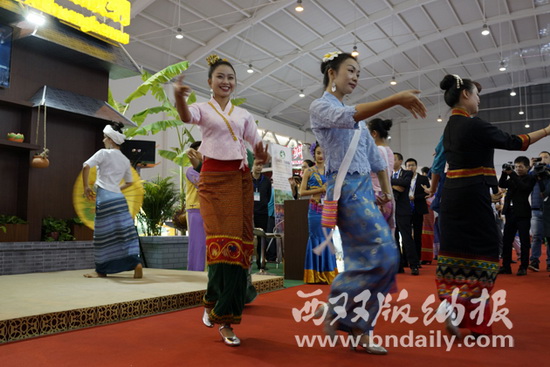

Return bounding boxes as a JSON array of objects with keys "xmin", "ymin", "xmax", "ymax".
[
  {"xmin": 206, "ymin": 54, "xmax": 228, "ymax": 66},
  {"xmin": 309, "ymin": 141, "xmax": 318, "ymax": 157},
  {"xmin": 322, "ymin": 51, "xmax": 342, "ymax": 63},
  {"xmin": 452, "ymin": 74, "xmax": 463, "ymax": 89}
]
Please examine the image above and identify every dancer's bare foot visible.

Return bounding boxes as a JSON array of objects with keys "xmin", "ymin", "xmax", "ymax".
[
  {"xmin": 83, "ymin": 272, "xmax": 106, "ymax": 278},
  {"xmin": 134, "ymin": 263, "xmax": 143, "ymax": 279}
]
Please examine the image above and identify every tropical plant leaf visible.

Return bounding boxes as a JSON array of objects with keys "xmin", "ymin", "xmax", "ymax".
[
  {"xmin": 107, "ymin": 89, "xmax": 127, "ymax": 114},
  {"xmin": 183, "ymin": 128, "xmax": 195, "ymax": 142},
  {"xmin": 159, "ymin": 149, "xmax": 177, "ymax": 161},
  {"xmin": 187, "ymin": 91, "xmax": 197, "ymax": 105},
  {"xmin": 131, "ymin": 106, "xmax": 174, "ymax": 124},
  {"xmin": 174, "ymin": 152, "xmax": 190, "ymax": 167},
  {"xmin": 124, "ymin": 61, "xmax": 189, "ymax": 104},
  {"xmin": 159, "ymin": 149, "xmax": 190, "ymax": 167},
  {"xmin": 141, "ymin": 70, "xmax": 152, "ymax": 81},
  {"xmin": 129, "ymin": 119, "xmax": 183, "ymax": 136},
  {"xmin": 231, "ymin": 97, "xmax": 247, "ymax": 106}
]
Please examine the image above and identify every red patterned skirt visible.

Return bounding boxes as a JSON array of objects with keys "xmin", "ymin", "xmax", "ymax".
[{"xmin": 199, "ymin": 159, "xmax": 254, "ymax": 269}]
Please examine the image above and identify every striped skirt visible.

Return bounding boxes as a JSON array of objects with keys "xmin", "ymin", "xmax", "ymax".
[
  {"xmin": 199, "ymin": 159, "xmax": 253, "ymax": 325},
  {"xmin": 327, "ymin": 173, "xmax": 399, "ymax": 333},
  {"xmin": 94, "ymin": 187, "xmax": 141, "ymax": 274}
]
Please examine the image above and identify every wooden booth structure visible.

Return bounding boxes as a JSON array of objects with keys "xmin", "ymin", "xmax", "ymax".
[{"xmin": 0, "ymin": 2, "xmax": 139, "ymax": 241}]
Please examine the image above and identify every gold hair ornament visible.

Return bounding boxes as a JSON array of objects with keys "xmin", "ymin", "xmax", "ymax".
[{"xmin": 206, "ymin": 54, "xmax": 228, "ymax": 66}]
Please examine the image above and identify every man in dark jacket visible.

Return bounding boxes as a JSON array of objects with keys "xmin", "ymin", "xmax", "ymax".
[
  {"xmin": 498, "ymin": 156, "xmax": 537, "ymax": 276},
  {"xmin": 392, "ymin": 153, "xmax": 419, "ymax": 275},
  {"xmin": 405, "ymin": 158, "xmax": 430, "ymax": 262}
]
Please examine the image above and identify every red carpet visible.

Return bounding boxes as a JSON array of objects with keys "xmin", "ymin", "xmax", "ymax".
[{"xmin": 1, "ymin": 263, "xmax": 548, "ymax": 367}]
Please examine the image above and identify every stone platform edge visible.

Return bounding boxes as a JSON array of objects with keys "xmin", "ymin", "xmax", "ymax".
[{"xmin": 0, "ymin": 277, "xmax": 283, "ymax": 343}]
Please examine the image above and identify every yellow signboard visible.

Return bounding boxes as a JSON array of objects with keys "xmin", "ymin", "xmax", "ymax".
[{"xmin": 16, "ymin": 0, "xmax": 131, "ymax": 44}]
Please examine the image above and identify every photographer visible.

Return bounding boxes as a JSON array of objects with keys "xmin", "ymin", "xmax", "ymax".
[
  {"xmin": 498, "ymin": 156, "xmax": 537, "ymax": 275},
  {"xmin": 529, "ymin": 151, "xmax": 550, "ymax": 272}
]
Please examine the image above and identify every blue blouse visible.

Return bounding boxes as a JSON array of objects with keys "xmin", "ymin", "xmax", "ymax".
[
  {"xmin": 307, "ymin": 169, "xmax": 327, "ymax": 189},
  {"xmin": 309, "ymin": 92, "xmax": 386, "ymax": 175}
]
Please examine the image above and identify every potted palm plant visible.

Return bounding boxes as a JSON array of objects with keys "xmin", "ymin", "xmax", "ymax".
[
  {"xmin": 137, "ymin": 175, "xmax": 189, "ymax": 269},
  {"xmin": 137, "ymin": 176, "xmax": 178, "ymax": 236}
]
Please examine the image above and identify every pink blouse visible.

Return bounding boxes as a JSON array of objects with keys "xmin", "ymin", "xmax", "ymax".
[
  {"xmin": 185, "ymin": 98, "xmax": 262, "ymax": 169},
  {"xmin": 371, "ymin": 145, "xmax": 394, "ymax": 192}
]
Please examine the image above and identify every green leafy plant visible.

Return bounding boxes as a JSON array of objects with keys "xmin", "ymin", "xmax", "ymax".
[
  {"xmin": 137, "ymin": 176, "xmax": 179, "ymax": 236},
  {"xmin": 42, "ymin": 217, "xmax": 74, "ymax": 242},
  {"xmin": 115, "ymin": 61, "xmax": 196, "ymax": 168},
  {"xmin": 0, "ymin": 215, "xmax": 27, "ymax": 225}
]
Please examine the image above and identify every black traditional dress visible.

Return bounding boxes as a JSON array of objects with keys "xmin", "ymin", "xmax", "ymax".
[{"xmin": 436, "ymin": 108, "xmax": 529, "ymax": 335}]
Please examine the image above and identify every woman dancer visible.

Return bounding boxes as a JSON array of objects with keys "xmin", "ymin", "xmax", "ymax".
[
  {"xmin": 173, "ymin": 54, "xmax": 269, "ymax": 347},
  {"xmin": 300, "ymin": 142, "xmax": 338, "ymax": 284},
  {"xmin": 367, "ymin": 118, "xmax": 395, "ymax": 232},
  {"xmin": 310, "ymin": 51, "xmax": 426, "ymax": 354},
  {"xmin": 82, "ymin": 122, "xmax": 142, "ymax": 279},
  {"xmin": 435, "ymin": 74, "xmax": 550, "ymax": 337}
]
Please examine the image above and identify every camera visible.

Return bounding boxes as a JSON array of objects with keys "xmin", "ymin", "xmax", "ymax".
[
  {"xmin": 502, "ymin": 162, "xmax": 514, "ymax": 171},
  {"xmin": 533, "ymin": 157, "xmax": 542, "ymax": 162},
  {"xmin": 533, "ymin": 162, "xmax": 550, "ymax": 178}
]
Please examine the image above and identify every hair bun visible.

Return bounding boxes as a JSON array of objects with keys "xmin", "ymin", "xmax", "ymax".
[
  {"xmin": 382, "ymin": 119, "xmax": 393, "ymax": 131},
  {"xmin": 111, "ymin": 122, "xmax": 124, "ymax": 133},
  {"xmin": 439, "ymin": 74, "xmax": 456, "ymax": 91}
]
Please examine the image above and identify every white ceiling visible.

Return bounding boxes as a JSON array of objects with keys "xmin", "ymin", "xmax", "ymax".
[{"xmin": 124, "ymin": 0, "xmax": 550, "ymax": 130}]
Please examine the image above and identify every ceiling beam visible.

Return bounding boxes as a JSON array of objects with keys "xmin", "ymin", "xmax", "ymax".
[
  {"xmin": 185, "ymin": 0, "xmax": 296, "ymax": 64},
  {"xmin": 349, "ymin": 37, "xmax": 549, "ymax": 105},
  {"xmin": 237, "ymin": 0, "xmax": 440, "ymax": 94}
]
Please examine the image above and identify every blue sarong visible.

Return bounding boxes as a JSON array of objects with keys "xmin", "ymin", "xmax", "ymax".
[
  {"xmin": 303, "ymin": 199, "xmax": 338, "ymax": 284},
  {"xmin": 327, "ymin": 173, "xmax": 399, "ymax": 333},
  {"xmin": 94, "ymin": 187, "xmax": 141, "ymax": 274}
]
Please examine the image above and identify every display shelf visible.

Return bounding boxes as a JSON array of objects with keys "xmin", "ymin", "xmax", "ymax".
[{"xmin": 0, "ymin": 139, "xmax": 41, "ymax": 151}]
